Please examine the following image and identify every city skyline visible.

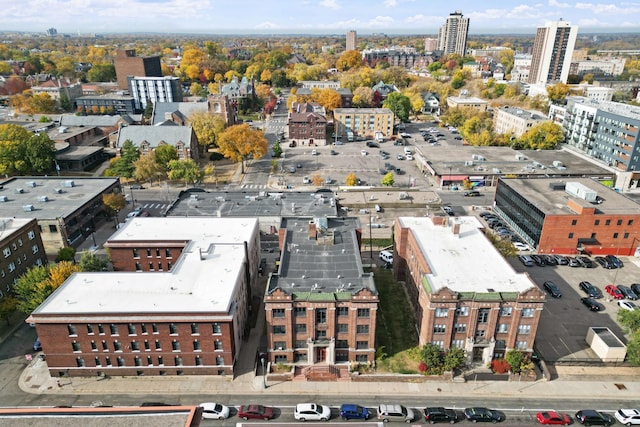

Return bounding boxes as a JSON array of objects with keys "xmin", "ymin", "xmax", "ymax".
[{"xmin": 2, "ymin": 0, "xmax": 640, "ymax": 35}]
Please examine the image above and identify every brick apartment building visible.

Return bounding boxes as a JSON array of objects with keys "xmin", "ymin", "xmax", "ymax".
[
  {"xmin": 114, "ymin": 49, "xmax": 162, "ymax": 90},
  {"xmin": 30, "ymin": 217, "xmax": 260, "ymax": 377},
  {"xmin": 494, "ymin": 177, "xmax": 640, "ymax": 256},
  {"xmin": 333, "ymin": 108, "xmax": 394, "ymax": 140},
  {"xmin": 264, "ymin": 217, "xmax": 378, "ymax": 370},
  {"xmin": 0, "ymin": 218, "xmax": 45, "ymax": 299},
  {"xmin": 287, "ymin": 103, "xmax": 327, "ymax": 146},
  {"xmin": 394, "ymin": 216, "xmax": 545, "ymax": 364}
]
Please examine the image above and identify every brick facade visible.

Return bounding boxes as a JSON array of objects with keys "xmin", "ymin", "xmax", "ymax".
[{"xmin": 114, "ymin": 49, "xmax": 162, "ymax": 90}]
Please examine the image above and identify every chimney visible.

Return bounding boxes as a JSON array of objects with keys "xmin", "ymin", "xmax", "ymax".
[
  {"xmin": 308, "ymin": 220, "xmax": 317, "ymax": 240},
  {"xmin": 452, "ymin": 221, "xmax": 461, "ymax": 236}
]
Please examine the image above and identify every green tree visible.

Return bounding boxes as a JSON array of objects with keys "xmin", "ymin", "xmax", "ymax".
[
  {"xmin": 421, "ymin": 343, "xmax": 444, "ymax": 374},
  {"xmin": 87, "ymin": 63, "xmax": 116, "ymax": 82},
  {"xmin": 443, "ymin": 347, "xmax": 466, "ymax": 372},
  {"xmin": 272, "ymin": 140, "xmax": 282, "ymax": 158},
  {"xmin": 13, "ymin": 262, "xmax": 79, "ymax": 314},
  {"xmin": 134, "ymin": 153, "xmax": 162, "ymax": 184},
  {"xmin": 167, "ymin": 159, "xmax": 203, "ymax": 186},
  {"xmin": 78, "ymin": 251, "xmax": 108, "ymax": 272},
  {"xmin": 143, "ymin": 100, "xmax": 154, "ymax": 121},
  {"xmin": 516, "ymin": 122, "xmax": 564, "ymax": 150},
  {"xmin": 111, "ymin": 140, "xmax": 139, "ymax": 178},
  {"xmin": 0, "ymin": 296, "xmax": 18, "ymax": 325},
  {"xmin": 154, "ymin": 144, "xmax": 179, "ymax": 173},
  {"xmin": 55, "ymin": 246, "xmax": 76, "ymax": 263},
  {"xmin": 381, "ymin": 172, "xmax": 395, "ymax": 187},
  {"xmin": 0, "ymin": 124, "xmax": 55, "ymax": 176},
  {"xmin": 505, "ymin": 349, "xmax": 526, "ymax": 374},
  {"xmin": 189, "ymin": 82, "xmax": 206, "ymax": 97},
  {"xmin": 383, "ymin": 92, "xmax": 412, "ymax": 123}
]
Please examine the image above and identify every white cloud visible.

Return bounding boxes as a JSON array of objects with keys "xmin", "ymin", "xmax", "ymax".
[
  {"xmin": 383, "ymin": 0, "xmax": 397, "ymax": 7},
  {"xmin": 319, "ymin": 0, "xmax": 340, "ymax": 9},
  {"xmin": 255, "ymin": 21, "xmax": 280, "ymax": 29},
  {"xmin": 366, "ymin": 15, "xmax": 395, "ymax": 27},
  {"xmin": 548, "ymin": 0, "xmax": 571, "ymax": 8}
]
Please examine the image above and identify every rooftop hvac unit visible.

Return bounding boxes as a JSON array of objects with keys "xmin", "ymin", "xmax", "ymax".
[
  {"xmin": 552, "ymin": 160, "xmax": 564, "ymax": 168},
  {"xmin": 26, "ymin": 181, "xmax": 36, "ymax": 187},
  {"xmin": 53, "ymin": 188, "xmax": 63, "ymax": 194},
  {"xmin": 472, "ymin": 154, "xmax": 486, "ymax": 161},
  {"xmin": 464, "ymin": 160, "xmax": 474, "ymax": 166},
  {"xmin": 492, "ymin": 168, "xmax": 502, "ymax": 174},
  {"xmin": 15, "ymin": 188, "xmax": 23, "ymax": 194},
  {"xmin": 64, "ymin": 180, "xmax": 75, "ymax": 187},
  {"xmin": 38, "ymin": 196, "xmax": 48, "ymax": 202},
  {"xmin": 515, "ymin": 154, "xmax": 527, "ymax": 161},
  {"xmin": 0, "ymin": 196, "xmax": 8, "ymax": 202},
  {"xmin": 566, "ymin": 181, "xmax": 597, "ymax": 202},
  {"xmin": 22, "ymin": 205, "xmax": 34, "ymax": 212},
  {"xmin": 549, "ymin": 182, "xmax": 566, "ymax": 191}
]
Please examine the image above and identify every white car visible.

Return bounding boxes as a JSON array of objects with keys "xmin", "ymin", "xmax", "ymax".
[
  {"xmin": 618, "ymin": 300, "xmax": 639, "ymax": 311},
  {"xmin": 303, "ymin": 176, "xmax": 311, "ymax": 184},
  {"xmin": 199, "ymin": 402, "xmax": 230, "ymax": 420},
  {"xmin": 311, "ymin": 149, "xmax": 317, "ymax": 155},
  {"xmin": 513, "ymin": 242, "xmax": 531, "ymax": 251},
  {"xmin": 405, "ymin": 154, "xmax": 413, "ymax": 161},
  {"xmin": 615, "ymin": 409, "xmax": 640, "ymax": 426},
  {"xmin": 361, "ymin": 150, "xmax": 368, "ymax": 156},
  {"xmin": 294, "ymin": 403, "xmax": 331, "ymax": 421}
]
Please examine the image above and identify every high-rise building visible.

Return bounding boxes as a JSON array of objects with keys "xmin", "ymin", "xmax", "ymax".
[
  {"xmin": 346, "ymin": 30, "xmax": 357, "ymax": 51},
  {"xmin": 424, "ymin": 37, "xmax": 438, "ymax": 53},
  {"xmin": 437, "ymin": 10, "xmax": 469, "ymax": 56},
  {"xmin": 528, "ymin": 20, "xmax": 578, "ymax": 85}
]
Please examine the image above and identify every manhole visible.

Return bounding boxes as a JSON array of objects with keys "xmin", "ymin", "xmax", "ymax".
[{"xmin": 614, "ymin": 383, "xmax": 627, "ymax": 390}]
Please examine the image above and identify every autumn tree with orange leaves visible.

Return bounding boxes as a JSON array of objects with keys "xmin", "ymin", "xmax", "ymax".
[{"xmin": 217, "ymin": 124, "xmax": 268, "ymax": 173}]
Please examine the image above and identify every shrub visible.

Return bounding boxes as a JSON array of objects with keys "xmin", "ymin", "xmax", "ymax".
[
  {"xmin": 491, "ymin": 358, "xmax": 510, "ymax": 374},
  {"xmin": 418, "ymin": 361, "xmax": 427, "ymax": 372},
  {"xmin": 209, "ymin": 152, "xmax": 224, "ymax": 161}
]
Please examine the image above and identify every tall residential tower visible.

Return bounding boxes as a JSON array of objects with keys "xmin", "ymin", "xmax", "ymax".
[
  {"xmin": 346, "ymin": 30, "xmax": 357, "ymax": 51},
  {"xmin": 528, "ymin": 20, "xmax": 578, "ymax": 85},
  {"xmin": 437, "ymin": 10, "xmax": 469, "ymax": 56}
]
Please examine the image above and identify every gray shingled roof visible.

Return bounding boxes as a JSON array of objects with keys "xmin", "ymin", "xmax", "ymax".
[
  {"xmin": 150, "ymin": 101, "xmax": 208, "ymax": 125},
  {"xmin": 116, "ymin": 125, "xmax": 195, "ymax": 148}
]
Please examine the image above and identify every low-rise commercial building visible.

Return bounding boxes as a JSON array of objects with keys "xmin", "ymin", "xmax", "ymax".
[
  {"xmin": 30, "ymin": 217, "xmax": 260, "ymax": 377},
  {"xmin": 494, "ymin": 107, "xmax": 549, "ymax": 137},
  {"xmin": 394, "ymin": 216, "xmax": 545, "ymax": 364}
]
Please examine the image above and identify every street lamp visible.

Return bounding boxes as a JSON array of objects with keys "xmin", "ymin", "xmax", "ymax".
[
  {"xmin": 113, "ymin": 210, "xmax": 120, "ymax": 229},
  {"xmin": 369, "ymin": 213, "xmax": 373, "ymax": 261},
  {"xmin": 86, "ymin": 227, "xmax": 97, "ymax": 247},
  {"xmin": 260, "ymin": 355, "xmax": 267, "ymax": 388}
]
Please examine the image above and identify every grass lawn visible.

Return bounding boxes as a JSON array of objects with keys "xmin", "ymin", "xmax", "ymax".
[{"xmin": 371, "ymin": 267, "xmax": 421, "ymax": 373}]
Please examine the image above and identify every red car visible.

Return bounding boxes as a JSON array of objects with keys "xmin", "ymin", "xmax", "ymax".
[
  {"xmin": 238, "ymin": 404, "xmax": 275, "ymax": 421},
  {"xmin": 605, "ymin": 284, "xmax": 624, "ymax": 299},
  {"xmin": 536, "ymin": 411, "xmax": 571, "ymax": 425}
]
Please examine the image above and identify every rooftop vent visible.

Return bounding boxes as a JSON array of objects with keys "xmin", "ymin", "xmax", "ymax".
[
  {"xmin": 0, "ymin": 196, "xmax": 8, "ymax": 202},
  {"xmin": 64, "ymin": 180, "xmax": 75, "ymax": 188},
  {"xmin": 549, "ymin": 182, "xmax": 566, "ymax": 191},
  {"xmin": 37, "ymin": 196, "xmax": 48, "ymax": 202},
  {"xmin": 53, "ymin": 188, "xmax": 63, "ymax": 194},
  {"xmin": 26, "ymin": 181, "xmax": 36, "ymax": 187},
  {"xmin": 22, "ymin": 205, "xmax": 34, "ymax": 212},
  {"xmin": 15, "ymin": 188, "xmax": 23, "ymax": 194}
]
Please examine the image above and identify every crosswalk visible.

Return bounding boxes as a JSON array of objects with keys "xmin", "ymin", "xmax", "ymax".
[
  {"xmin": 141, "ymin": 203, "xmax": 170, "ymax": 210},
  {"xmin": 241, "ymin": 184, "xmax": 267, "ymax": 190}
]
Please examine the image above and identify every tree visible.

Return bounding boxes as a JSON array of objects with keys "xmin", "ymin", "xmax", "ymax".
[
  {"xmin": 421, "ymin": 343, "xmax": 444, "ymax": 374},
  {"xmin": 336, "ymin": 50, "xmax": 363, "ymax": 71},
  {"xmin": 381, "ymin": 172, "xmax": 395, "ymax": 187},
  {"xmin": 443, "ymin": 347, "xmax": 466, "ymax": 372},
  {"xmin": 546, "ymin": 83, "xmax": 571, "ymax": 103},
  {"xmin": 134, "ymin": 153, "xmax": 162, "ymax": 184},
  {"xmin": 272, "ymin": 140, "xmax": 282, "ymax": 158},
  {"xmin": 516, "ymin": 122, "xmax": 564, "ymax": 150},
  {"xmin": 352, "ymin": 86, "xmax": 373, "ymax": 108},
  {"xmin": 0, "ymin": 124, "xmax": 55, "ymax": 176},
  {"xmin": 189, "ymin": 82, "xmax": 205, "ymax": 97},
  {"xmin": 102, "ymin": 192, "xmax": 126, "ymax": 216},
  {"xmin": 55, "ymin": 247, "xmax": 76, "ymax": 263},
  {"xmin": 311, "ymin": 174, "xmax": 324, "ymax": 186},
  {"xmin": 189, "ymin": 111, "xmax": 226, "ymax": 150},
  {"xmin": 0, "ymin": 296, "xmax": 18, "ymax": 325},
  {"xmin": 217, "ymin": 124, "xmax": 268, "ymax": 173},
  {"xmin": 505, "ymin": 349, "xmax": 526, "ymax": 374},
  {"xmin": 383, "ymin": 92, "xmax": 412, "ymax": 123},
  {"xmin": 167, "ymin": 159, "xmax": 203, "ymax": 186},
  {"xmin": 87, "ymin": 64, "xmax": 116, "ymax": 82},
  {"xmin": 110, "ymin": 140, "xmax": 139, "ymax": 178},
  {"xmin": 345, "ymin": 173, "xmax": 357, "ymax": 186},
  {"xmin": 13, "ymin": 262, "xmax": 80, "ymax": 314},
  {"xmin": 154, "ymin": 144, "xmax": 179, "ymax": 172},
  {"xmin": 143, "ymin": 100, "xmax": 154, "ymax": 121},
  {"xmin": 78, "ymin": 251, "xmax": 108, "ymax": 272}
]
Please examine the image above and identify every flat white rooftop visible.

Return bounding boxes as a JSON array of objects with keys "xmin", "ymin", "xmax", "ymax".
[
  {"xmin": 34, "ymin": 217, "xmax": 258, "ymax": 316},
  {"xmin": 398, "ymin": 216, "xmax": 535, "ymax": 294}
]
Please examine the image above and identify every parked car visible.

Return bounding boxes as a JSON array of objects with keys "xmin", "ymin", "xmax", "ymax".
[
  {"xmin": 595, "ymin": 256, "xmax": 613, "ymax": 269},
  {"xmin": 396, "ymin": 154, "xmax": 405, "ymax": 160},
  {"xmin": 536, "ymin": 411, "xmax": 571, "ymax": 425},
  {"xmin": 288, "ymin": 166, "xmax": 296, "ymax": 173},
  {"xmin": 542, "ymin": 255, "xmax": 558, "ymax": 265},
  {"xmin": 577, "ymin": 256, "xmax": 595, "ymax": 268},
  {"xmin": 424, "ymin": 407, "xmax": 458, "ymax": 424},
  {"xmin": 530, "ymin": 255, "xmax": 545, "ymax": 267},
  {"xmin": 238, "ymin": 404, "xmax": 275, "ymax": 420},
  {"xmin": 575, "ymin": 410, "xmax": 615, "ymax": 426},
  {"xmin": 360, "ymin": 150, "xmax": 368, "ymax": 156},
  {"xmin": 632, "ymin": 284, "xmax": 640, "ymax": 296},
  {"xmin": 581, "ymin": 297, "xmax": 604, "ymax": 312},
  {"xmin": 605, "ymin": 284, "xmax": 625, "ymax": 299},
  {"xmin": 568, "ymin": 257, "xmax": 581, "ymax": 267},
  {"xmin": 340, "ymin": 404, "xmax": 370, "ymax": 421},
  {"xmin": 294, "ymin": 403, "xmax": 331, "ymax": 421},
  {"xmin": 554, "ymin": 255, "xmax": 569, "ymax": 265},
  {"xmin": 33, "ymin": 337, "xmax": 42, "ymax": 351},
  {"xmin": 614, "ymin": 409, "xmax": 640, "ymax": 426},
  {"xmin": 579, "ymin": 281, "xmax": 603, "ymax": 298},
  {"xmin": 330, "ymin": 149, "xmax": 338, "ymax": 155},
  {"xmin": 303, "ymin": 176, "xmax": 311, "ymax": 184},
  {"xmin": 543, "ymin": 281, "xmax": 563, "ymax": 298},
  {"xmin": 377, "ymin": 404, "xmax": 415, "ymax": 423},
  {"xmin": 130, "ymin": 184, "xmax": 145, "ymax": 190},
  {"xmin": 443, "ymin": 206, "xmax": 455, "ymax": 216},
  {"xmin": 366, "ymin": 141, "xmax": 379, "ymax": 148},
  {"xmin": 464, "ymin": 190, "xmax": 481, "ymax": 197},
  {"xmin": 311, "ymin": 149, "xmax": 317, "ymax": 155},
  {"xmin": 618, "ymin": 285, "xmax": 638, "ymax": 300},
  {"xmin": 618, "ymin": 300, "xmax": 639, "ymax": 311},
  {"xmin": 463, "ymin": 407, "xmax": 504, "ymax": 423},
  {"xmin": 514, "ymin": 242, "xmax": 530, "ymax": 251},
  {"xmin": 518, "ymin": 255, "xmax": 534, "ymax": 267},
  {"xmin": 405, "ymin": 154, "xmax": 414, "ymax": 160},
  {"xmin": 605, "ymin": 254, "xmax": 624, "ymax": 268},
  {"xmin": 199, "ymin": 402, "xmax": 230, "ymax": 420}
]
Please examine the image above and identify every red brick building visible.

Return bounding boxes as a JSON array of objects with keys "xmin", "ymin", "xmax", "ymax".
[
  {"xmin": 264, "ymin": 217, "xmax": 378, "ymax": 371},
  {"xmin": 394, "ymin": 216, "xmax": 545, "ymax": 364},
  {"xmin": 30, "ymin": 217, "xmax": 260, "ymax": 378},
  {"xmin": 0, "ymin": 218, "xmax": 45, "ymax": 299},
  {"xmin": 287, "ymin": 103, "xmax": 327, "ymax": 146},
  {"xmin": 114, "ymin": 49, "xmax": 162, "ymax": 90}
]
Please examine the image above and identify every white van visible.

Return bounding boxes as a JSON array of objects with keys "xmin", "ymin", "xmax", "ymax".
[{"xmin": 379, "ymin": 250, "xmax": 393, "ymax": 264}]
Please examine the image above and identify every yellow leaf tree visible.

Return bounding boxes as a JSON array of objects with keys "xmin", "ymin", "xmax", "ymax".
[
  {"xmin": 217, "ymin": 124, "xmax": 268, "ymax": 173},
  {"xmin": 345, "ymin": 173, "xmax": 357, "ymax": 186},
  {"xmin": 189, "ymin": 111, "xmax": 226, "ymax": 150},
  {"xmin": 313, "ymin": 88, "xmax": 342, "ymax": 113}
]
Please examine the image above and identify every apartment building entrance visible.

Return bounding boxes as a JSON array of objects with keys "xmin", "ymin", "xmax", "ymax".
[{"xmin": 315, "ymin": 347, "xmax": 327, "ymax": 362}]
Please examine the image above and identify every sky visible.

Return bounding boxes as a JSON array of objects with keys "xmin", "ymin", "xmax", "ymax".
[{"xmin": 2, "ymin": 0, "xmax": 640, "ymax": 35}]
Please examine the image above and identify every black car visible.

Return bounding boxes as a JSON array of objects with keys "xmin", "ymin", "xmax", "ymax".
[
  {"xmin": 594, "ymin": 256, "xmax": 613, "ymax": 269},
  {"xmin": 542, "ymin": 255, "xmax": 558, "ymax": 266},
  {"xmin": 605, "ymin": 254, "xmax": 624, "ymax": 268},
  {"xmin": 366, "ymin": 141, "xmax": 379, "ymax": 148},
  {"xmin": 617, "ymin": 285, "xmax": 639, "ymax": 300},
  {"xmin": 530, "ymin": 255, "xmax": 545, "ymax": 267},
  {"xmin": 577, "ymin": 256, "xmax": 595, "ymax": 268},
  {"xmin": 581, "ymin": 297, "xmax": 604, "ymax": 312},
  {"xmin": 575, "ymin": 410, "xmax": 615, "ymax": 426},
  {"xmin": 424, "ymin": 407, "xmax": 458, "ymax": 424},
  {"xmin": 464, "ymin": 407, "xmax": 504, "ymax": 423},
  {"xmin": 631, "ymin": 284, "xmax": 640, "ymax": 296},
  {"xmin": 543, "ymin": 281, "xmax": 562, "ymax": 298},
  {"xmin": 579, "ymin": 281, "xmax": 602, "ymax": 298}
]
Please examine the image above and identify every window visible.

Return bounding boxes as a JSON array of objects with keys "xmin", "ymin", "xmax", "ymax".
[
  {"xmin": 191, "ymin": 323, "xmax": 199, "ymax": 334},
  {"xmin": 156, "ymin": 248, "xmax": 160, "ymax": 257},
  {"xmin": 32, "ymin": 245, "xmax": 39, "ymax": 254},
  {"xmin": 624, "ymin": 232, "xmax": 630, "ymax": 239},
  {"xmin": 518, "ymin": 324, "xmax": 531, "ymax": 335},
  {"xmin": 132, "ymin": 248, "xmax": 139, "ymax": 258},
  {"xmin": 356, "ymin": 324, "xmax": 369, "ymax": 334},
  {"xmin": 90, "ymin": 340, "xmax": 97, "ymax": 351},
  {"xmin": 613, "ymin": 232, "xmax": 619, "ymax": 239},
  {"xmin": 3, "ymin": 247, "xmax": 10, "ymax": 258},
  {"xmin": 101, "ymin": 340, "xmax": 108, "ymax": 351},
  {"xmin": 336, "ymin": 340, "xmax": 348, "ymax": 348},
  {"xmin": 605, "ymin": 219, "xmax": 611, "ymax": 225},
  {"xmin": 477, "ymin": 308, "xmax": 490, "ymax": 324},
  {"xmin": 216, "ymin": 356, "xmax": 224, "ymax": 366},
  {"xmin": 431, "ymin": 340, "xmax": 444, "ymax": 349},
  {"xmin": 114, "ymin": 341, "xmax": 122, "ymax": 351},
  {"xmin": 273, "ymin": 325, "xmax": 285, "ymax": 335},
  {"xmin": 49, "ymin": 224, "xmax": 57, "ymax": 233},
  {"xmin": 452, "ymin": 339, "xmax": 465, "ymax": 349},
  {"xmin": 516, "ymin": 341, "xmax": 528, "ymax": 350},
  {"xmin": 28, "ymin": 230, "xmax": 35, "ymax": 240},
  {"xmin": 337, "ymin": 307, "xmax": 349, "ymax": 317},
  {"xmin": 134, "ymin": 356, "xmax": 142, "ymax": 367},
  {"xmin": 500, "ymin": 307, "xmax": 512, "ymax": 316},
  {"xmin": 212, "ymin": 323, "xmax": 221, "ymax": 334},
  {"xmin": 158, "ymin": 356, "xmax": 164, "ymax": 365},
  {"xmin": 87, "ymin": 324, "xmax": 94, "ymax": 335},
  {"xmin": 172, "ymin": 340, "xmax": 180, "ymax": 351},
  {"xmin": 7, "ymin": 263, "xmax": 14, "ymax": 272},
  {"xmin": 174, "ymin": 356, "xmax": 183, "ymax": 366},
  {"xmin": 455, "ymin": 306, "xmax": 469, "ymax": 316},
  {"xmin": 72, "ymin": 341, "xmax": 81, "ymax": 352},
  {"xmin": 105, "ymin": 356, "xmax": 112, "ymax": 366},
  {"xmin": 629, "ymin": 220, "xmax": 634, "ymax": 226},
  {"xmin": 571, "ymin": 219, "xmax": 577, "ymax": 226},
  {"xmin": 568, "ymin": 232, "xmax": 574, "ymax": 239},
  {"xmin": 295, "ymin": 307, "xmax": 307, "ymax": 317},
  {"xmin": 594, "ymin": 220, "xmax": 600, "ymax": 226},
  {"xmin": 128, "ymin": 324, "xmax": 136, "ymax": 335},
  {"xmin": 109, "ymin": 324, "xmax": 118, "ymax": 335},
  {"xmin": 497, "ymin": 324, "xmax": 509, "ymax": 333},
  {"xmin": 155, "ymin": 340, "xmax": 161, "ymax": 350},
  {"xmin": 295, "ymin": 324, "xmax": 306, "ymax": 333},
  {"xmin": 157, "ymin": 262, "xmax": 162, "ymax": 271},
  {"xmin": 316, "ymin": 330, "xmax": 327, "ymax": 339},
  {"xmin": 315, "ymin": 308, "xmax": 327, "ymax": 324},
  {"xmin": 169, "ymin": 323, "xmax": 177, "ymax": 334},
  {"xmin": 274, "ymin": 341, "xmax": 286, "ymax": 350},
  {"xmin": 522, "ymin": 308, "xmax": 535, "ymax": 318},
  {"xmin": 617, "ymin": 219, "xmax": 623, "ymax": 226},
  {"xmin": 144, "ymin": 340, "xmax": 150, "ymax": 351},
  {"xmin": 295, "ymin": 340, "xmax": 306, "ymax": 348},
  {"xmin": 131, "ymin": 341, "xmax": 140, "ymax": 351},
  {"xmin": 195, "ymin": 355, "xmax": 203, "ymax": 366},
  {"xmin": 435, "ymin": 308, "xmax": 448, "ymax": 317},
  {"xmin": 165, "ymin": 248, "xmax": 172, "ymax": 258},
  {"xmin": 146, "ymin": 249, "xmax": 151, "ymax": 257},
  {"xmin": 67, "ymin": 324, "xmax": 76, "ymax": 336},
  {"xmin": 193, "ymin": 340, "xmax": 201, "ymax": 351},
  {"xmin": 357, "ymin": 308, "xmax": 370, "ymax": 318},
  {"xmin": 475, "ymin": 330, "xmax": 486, "ymax": 338},
  {"xmin": 433, "ymin": 324, "xmax": 446, "ymax": 334},
  {"xmin": 356, "ymin": 341, "xmax": 368, "ymax": 349},
  {"xmin": 135, "ymin": 262, "xmax": 141, "ymax": 271},
  {"xmin": 95, "ymin": 357, "xmax": 101, "ymax": 367},
  {"xmin": 454, "ymin": 323, "xmax": 466, "ymax": 333},
  {"xmin": 337, "ymin": 323, "xmax": 348, "ymax": 333},
  {"xmin": 76, "ymin": 357, "xmax": 85, "ymax": 367},
  {"xmin": 147, "ymin": 356, "xmax": 153, "ymax": 365},
  {"xmin": 355, "ymin": 354, "xmax": 368, "ymax": 362},
  {"xmin": 152, "ymin": 323, "xmax": 158, "ymax": 334},
  {"xmin": 272, "ymin": 309, "xmax": 285, "ymax": 318},
  {"xmin": 214, "ymin": 340, "xmax": 223, "ymax": 350},
  {"xmin": 148, "ymin": 262, "xmax": 153, "ymax": 270},
  {"xmin": 140, "ymin": 324, "xmax": 147, "ymax": 334}
]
